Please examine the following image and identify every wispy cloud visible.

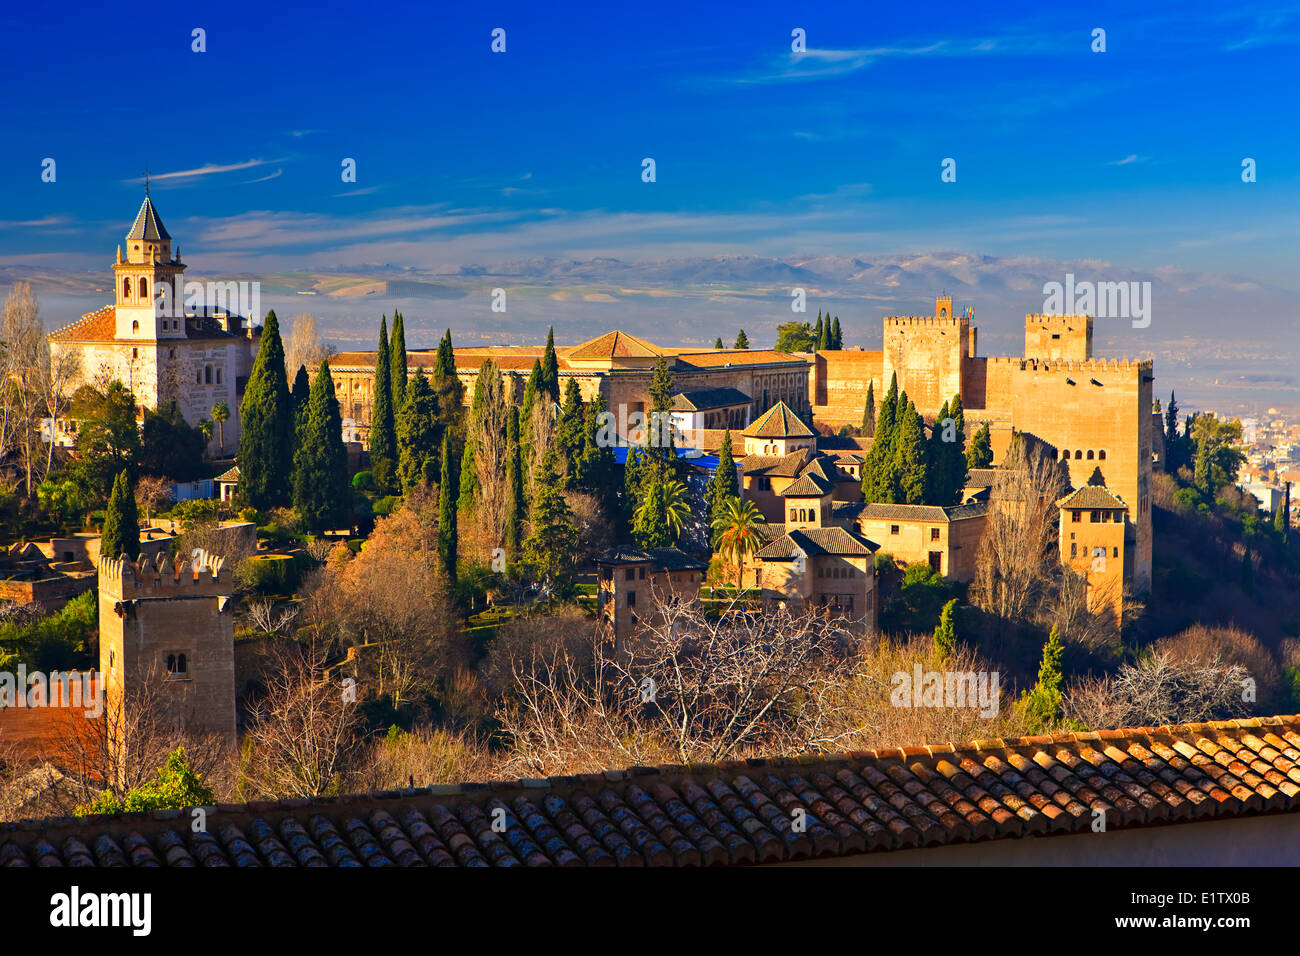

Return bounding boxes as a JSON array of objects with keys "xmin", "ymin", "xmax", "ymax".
[
  {"xmin": 0, "ymin": 215, "xmax": 68, "ymax": 228},
  {"xmin": 127, "ymin": 158, "xmax": 286, "ymax": 186},
  {"xmin": 1108, "ymin": 154, "xmax": 1148, "ymax": 166},
  {"xmin": 243, "ymin": 168, "xmax": 283, "ymax": 184}
]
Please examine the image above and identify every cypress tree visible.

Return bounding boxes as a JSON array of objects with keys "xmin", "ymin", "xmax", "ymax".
[
  {"xmin": 933, "ymin": 598, "xmax": 958, "ymax": 660},
  {"xmin": 505, "ymin": 405, "xmax": 524, "ymax": 560},
  {"xmin": 389, "ymin": 312, "xmax": 408, "ymax": 410},
  {"xmin": 648, "ymin": 354, "xmax": 678, "ymax": 477},
  {"xmin": 862, "ymin": 373, "xmax": 899, "ymax": 502},
  {"xmin": 457, "ymin": 440, "xmax": 478, "ymax": 515},
  {"xmin": 578, "ymin": 391, "xmax": 618, "ymax": 519},
  {"xmin": 714, "ymin": 337, "xmax": 725, "ymax": 349},
  {"xmin": 557, "ymin": 377, "xmax": 585, "ymax": 482},
  {"xmin": 831, "ymin": 316, "xmax": 842, "ymax": 349},
  {"xmin": 293, "ymin": 359, "xmax": 349, "ymax": 533},
  {"xmin": 291, "ymin": 364, "xmax": 311, "ymax": 439},
  {"xmin": 1018, "ymin": 626, "xmax": 1066, "ymax": 732},
  {"xmin": 369, "ymin": 316, "xmax": 397, "ymax": 485},
  {"xmin": 101, "ymin": 470, "xmax": 140, "ymax": 561},
  {"xmin": 818, "ymin": 317, "xmax": 831, "ymax": 351},
  {"xmin": 623, "ymin": 446, "xmax": 646, "ymax": 524},
  {"xmin": 925, "ymin": 400, "xmax": 951, "ymax": 504},
  {"xmin": 237, "ymin": 309, "xmax": 294, "ymax": 509},
  {"xmin": 397, "ymin": 368, "xmax": 441, "ymax": 491},
  {"xmin": 705, "ymin": 428, "xmax": 739, "ymax": 528},
  {"xmin": 541, "ymin": 327, "xmax": 560, "ymax": 403},
  {"xmin": 523, "ymin": 444, "xmax": 578, "ymax": 592},
  {"xmin": 966, "ymin": 423, "xmax": 993, "ymax": 469},
  {"xmin": 947, "ymin": 394, "xmax": 967, "ymax": 500},
  {"xmin": 433, "ymin": 329, "xmax": 464, "ymax": 439},
  {"xmin": 1276, "ymin": 486, "xmax": 1290, "ymax": 538},
  {"xmin": 861, "ymin": 380, "xmax": 875, "ymax": 435},
  {"xmin": 894, "ymin": 397, "xmax": 928, "ymax": 504},
  {"xmin": 813, "ymin": 313, "xmax": 824, "ymax": 351},
  {"xmin": 734, "ymin": 329, "xmax": 749, "ymax": 349},
  {"xmin": 438, "ymin": 432, "xmax": 457, "ymax": 584}
]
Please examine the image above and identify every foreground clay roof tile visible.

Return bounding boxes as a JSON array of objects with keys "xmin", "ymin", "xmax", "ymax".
[{"xmin": 5, "ymin": 716, "xmax": 1299, "ymax": 867}]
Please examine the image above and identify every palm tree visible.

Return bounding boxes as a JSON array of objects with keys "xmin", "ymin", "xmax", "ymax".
[
  {"xmin": 661, "ymin": 478, "xmax": 691, "ymax": 541},
  {"xmin": 710, "ymin": 495, "xmax": 766, "ymax": 591},
  {"xmin": 198, "ymin": 418, "xmax": 215, "ymax": 449},
  {"xmin": 211, "ymin": 401, "xmax": 230, "ymax": 454}
]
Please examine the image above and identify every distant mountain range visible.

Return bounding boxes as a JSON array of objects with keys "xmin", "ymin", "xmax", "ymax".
[{"xmin": 8, "ymin": 251, "xmax": 1298, "ymax": 416}]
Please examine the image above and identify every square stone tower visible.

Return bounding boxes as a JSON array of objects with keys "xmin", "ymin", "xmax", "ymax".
[{"xmin": 98, "ymin": 551, "xmax": 237, "ymax": 772}]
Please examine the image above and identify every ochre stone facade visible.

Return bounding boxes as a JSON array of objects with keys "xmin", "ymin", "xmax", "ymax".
[
  {"xmin": 98, "ymin": 552, "xmax": 237, "ymax": 778},
  {"xmin": 809, "ymin": 296, "xmax": 1154, "ymax": 593}
]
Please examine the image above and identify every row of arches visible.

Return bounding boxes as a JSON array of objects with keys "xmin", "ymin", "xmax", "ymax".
[{"xmin": 1062, "ymin": 448, "xmax": 1106, "ymax": 461}]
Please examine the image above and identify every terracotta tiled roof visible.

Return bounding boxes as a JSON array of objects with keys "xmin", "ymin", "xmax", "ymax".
[
  {"xmin": 778, "ymin": 473, "xmax": 834, "ymax": 498},
  {"xmin": 744, "ymin": 402, "xmax": 814, "ymax": 439},
  {"xmin": 1058, "ymin": 485, "xmax": 1127, "ymax": 510},
  {"xmin": 567, "ymin": 330, "xmax": 663, "ymax": 361},
  {"xmin": 596, "ymin": 546, "xmax": 706, "ymax": 572},
  {"xmin": 676, "ymin": 349, "xmax": 807, "ymax": 369},
  {"xmin": 47, "ymin": 305, "xmax": 117, "ymax": 343},
  {"xmin": 755, "ymin": 526, "xmax": 877, "ymax": 559},
  {"xmin": 5, "ymin": 716, "xmax": 1300, "ymax": 866},
  {"xmin": 670, "ymin": 387, "xmax": 751, "ymax": 411},
  {"xmin": 964, "ymin": 468, "xmax": 997, "ymax": 488},
  {"xmin": 858, "ymin": 502, "xmax": 988, "ymax": 522}
]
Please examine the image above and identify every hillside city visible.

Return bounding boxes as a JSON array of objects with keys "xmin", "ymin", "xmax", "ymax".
[{"xmin": 0, "ymin": 193, "xmax": 1296, "ymax": 874}]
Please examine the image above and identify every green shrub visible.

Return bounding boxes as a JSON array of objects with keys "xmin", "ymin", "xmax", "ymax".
[
  {"xmin": 373, "ymin": 495, "xmax": 400, "ymax": 517},
  {"xmin": 238, "ymin": 554, "xmax": 300, "ymax": 594},
  {"xmin": 351, "ymin": 470, "xmax": 374, "ymax": 491},
  {"xmin": 256, "ymin": 523, "xmax": 293, "ymax": 549}
]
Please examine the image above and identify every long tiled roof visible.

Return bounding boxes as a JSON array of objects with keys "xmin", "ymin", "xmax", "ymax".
[
  {"xmin": 595, "ymin": 546, "xmax": 707, "ymax": 571},
  {"xmin": 670, "ymin": 387, "xmax": 751, "ymax": 411},
  {"xmin": 743, "ymin": 401, "xmax": 814, "ymax": 439},
  {"xmin": 47, "ymin": 306, "xmax": 250, "ymax": 344},
  {"xmin": 10, "ymin": 716, "xmax": 1297, "ymax": 866},
  {"xmin": 858, "ymin": 502, "xmax": 989, "ymax": 522}
]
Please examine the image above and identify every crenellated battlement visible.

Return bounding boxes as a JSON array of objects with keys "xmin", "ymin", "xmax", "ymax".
[
  {"xmin": 1025, "ymin": 313, "xmax": 1092, "ymax": 324},
  {"xmin": 885, "ymin": 315, "xmax": 966, "ymax": 329},
  {"xmin": 1021, "ymin": 357, "xmax": 1153, "ymax": 374},
  {"xmin": 99, "ymin": 548, "xmax": 233, "ymax": 599}
]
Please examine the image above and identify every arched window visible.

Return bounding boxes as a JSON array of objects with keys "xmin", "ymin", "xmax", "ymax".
[
  {"xmin": 205, "ymin": 366, "xmax": 213, "ymax": 385},
  {"xmin": 122, "ymin": 278, "xmax": 131, "ymax": 299},
  {"xmin": 139, "ymin": 277, "xmax": 148, "ymax": 298},
  {"xmin": 1098, "ymin": 449, "xmax": 1106, "ymax": 460},
  {"xmin": 1087, "ymin": 450, "xmax": 1095, "ymax": 460},
  {"xmin": 131, "ymin": 320, "xmax": 139, "ymax": 333},
  {"xmin": 166, "ymin": 654, "xmax": 176, "ymax": 673},
  {"xmin": 215, "ymin": 368, "xmax": 222, "ymax": 385},
  {"xmin": 177, "ymin": 654, "xmax": 187, "ymax": 674},
  {"xmin": 1074, "ymin": 450, "xmax": 1083, "ymax": 460}
]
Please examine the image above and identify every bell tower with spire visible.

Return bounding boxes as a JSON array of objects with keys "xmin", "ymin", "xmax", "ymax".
[{"xmin": 113, "ymin": 182, "xmax": 187, "ymax": 341}]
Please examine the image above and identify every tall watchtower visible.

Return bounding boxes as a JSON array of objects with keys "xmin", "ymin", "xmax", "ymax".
[
  {"xmin": 98, "ymin": 551, "xmax": 237, "ymax": 777},
  {"xmin": 881, "ymin": 295, "xmax": 971, "ymax": 413}
]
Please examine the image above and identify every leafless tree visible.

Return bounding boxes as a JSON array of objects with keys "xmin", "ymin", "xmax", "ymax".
[
  {"xmin": 526, "ymin": 396, "xmax": 558, "ymax": 502},
  {"xmin": 497, "ymin": 590, "xmax": 863, "ymax": 774},
  {"xmin": 1064, "ymin": 651, "xmax": 1251, "ymax": 729},
  {"xmin": 564, "ymin": 490, "xmax": 614, "ymax": 565},
  {"xmin": 245, "ymin": 598, "xmax": 300, "ymax": 638},
  {"xmin": 2, "ymin": 282, "xmax": 52, "ymax": 493},
  {"xmin": 241, "ymin": 638, "xmax": 362, "ymax": 798},
  {"xmin": 53, "ymin": 665, "xmax": 232, "ymax": 809},
  {"xmin": 134, "ymin": 474, "xmax": 174, "ymax": 524},
  {"xmin": 971, "ymin": 434, "xmax": 1068, "ymax": 629},
  {"xmin": 284, "ymin": 313, "xmax": 334, "ymax": 383}
]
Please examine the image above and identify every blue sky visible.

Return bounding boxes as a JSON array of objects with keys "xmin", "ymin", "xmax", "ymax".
[{"xmin": 2, "ymin": 0, "xmax": 1299, "ymax": 282}]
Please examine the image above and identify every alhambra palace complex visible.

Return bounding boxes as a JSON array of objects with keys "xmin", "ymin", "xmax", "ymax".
[{"xmin": 44, "ymin": 197, "xmax": 1154, "ymax": 639}]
